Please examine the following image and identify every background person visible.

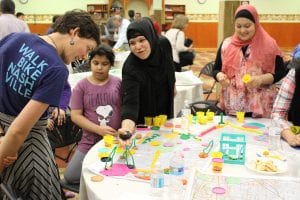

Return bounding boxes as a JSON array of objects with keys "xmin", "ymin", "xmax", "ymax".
[
  {"xmin": 212, "ymin": 4, "xmax": 286, "ymax": 118},
  {"xmin": 112, "ymin": 14, "xmax": 130, "ymax": 50},
  {"xmin": 0, "ymin": 0, "xmax": 30, "ymax": 40},
  {"xmin": 118, "ymin": 17, "xmax": 175, "ymax": 136},
  {"xmin": 128, "ymin": 9, "xmax": 135, "ymax": 23},
  {"xmin": 0, "ymin": 9, "xmax": 100, "ymax": 199},
  {"xmin": 271, "ymin": 56, "xmax": 300, "ymax": 147},
  {"xmin": 165, "ymin": 14, "xmax": 194, "ymax": 72},
  {"xmin": 15, "ymin": 11, "xmax": 24, "ymax": 20}
]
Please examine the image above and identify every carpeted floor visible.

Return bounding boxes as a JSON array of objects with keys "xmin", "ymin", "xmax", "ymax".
[{"xmin": 56, "ymin": 47, "xmax": 293, "ymax": 200}]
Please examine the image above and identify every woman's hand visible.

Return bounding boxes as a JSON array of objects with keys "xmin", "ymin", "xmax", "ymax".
[
  {"xmin": 246, "ymin": 75, "xmax": 262, "ymax": 89},
  {"xmin": 217, "ymin": 72, "xmax": 230, "ymax": 87},
  {"xmin": 47, "ymin": 118, "xmax": 55, "ymax": 131},
  {"xmin": 282, "ymin": 129, "xmax": 300, "ymax": 147},
  {"xmin": 52, "ymin": 108, "xmax": 66, "ymax": 126},
  {"xmin": 3, "ymin": 155, "xmax": 17, "ymax": 168},
  {"xmin": 0, "ymin": 137, "xmax": 17, "ymax": 167},
  {"xmin": 118, "ymin": 119, "xmax": 136, "ymax": 146}
]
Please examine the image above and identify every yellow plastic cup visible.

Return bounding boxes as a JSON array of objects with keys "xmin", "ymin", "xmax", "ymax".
[
  {"xmin": 153, "ymin": 116, "xmax": 161, "ymax": 126},
  {"xmin": 196, "ymin": 112, "xmax": 205, "ymax": 123},
  {"xmin": 103, "ymin": 135, "xmax": 114, "ymax": 148},
  {"xmin": 211, "ymin": 151, "xmax": 223, "ymax": 159},
  {"xmin": 159, "ymin": 115, "xmax": 168, "ymax": 125},
  {"xmin": 196, "ymin": 111, "xmax": 205, "ymax": 117},
  {"xmin": 206, "ymin": 111, "xmax": 214, "ymax": 121},
  {"xmin": 236, "ymin": 111, "xmax": 245, "ymax": 123},
  {"xmin": 199, "ymin": 116, "xmax": 207, "ymax": 125},
  {"xmin": 144, "ymin": 116, "xmax": 153, "ymax": 126}
]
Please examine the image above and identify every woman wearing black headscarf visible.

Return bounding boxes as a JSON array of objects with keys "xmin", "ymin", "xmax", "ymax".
[{"xmin": 119, "ymin": 17, "xmax": 175, "ymax": 135}]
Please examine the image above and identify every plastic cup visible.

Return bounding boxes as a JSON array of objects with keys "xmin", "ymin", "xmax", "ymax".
[
  {"xmin": 198, "ymin": 116, "xmax": 207, "ymax": 125},
  {"xmin": 236, "ymin": 111, "xmax": 245, "ymax": 123},
  {"xmin": 212, "ymin": 158, "xmax": 224, "ymax": 172},
  {"xmin": 206, "ymin": 111, "xmax": 214, "ymax": 121},
  {"xmin": 196, "ymin": 112, "xmax": 205, "ymax": 123},
  {"xmin": 144, "ymin": 117, "xmax": 153, "ymax": 126},
  {"xmin": 211, "ymin": 151, "xmax": 223, "ymax": 159},
  {"xmin": 153, "ymin": 116, "xmax": 161, "ymax": 126},
  {"xmin": 159, "ymin": 115, "xmax": 167, "ymax": 125},
  {"xmin": 103, "ymin": 135, "xmax": 114, "ymax": 148}
]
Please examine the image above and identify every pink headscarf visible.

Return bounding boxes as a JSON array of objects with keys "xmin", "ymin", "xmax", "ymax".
[{"xmin": 222, "ymin": 4, "xmax": 282, "ymax": 78}]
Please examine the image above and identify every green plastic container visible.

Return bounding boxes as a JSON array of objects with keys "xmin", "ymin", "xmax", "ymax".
[{"xmin": 219, "ymin": 133, "xmax": 246, "ymax": 165}]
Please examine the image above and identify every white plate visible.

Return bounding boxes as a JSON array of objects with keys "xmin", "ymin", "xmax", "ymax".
[{"xmin": 245, "ymin": 157, "xmax": 288, "ymax": 175}]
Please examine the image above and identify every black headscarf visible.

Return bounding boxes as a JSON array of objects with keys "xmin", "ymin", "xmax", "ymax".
[{"xmin": 126, "ymin": 17, "xmax": 162, "ymax": 72}]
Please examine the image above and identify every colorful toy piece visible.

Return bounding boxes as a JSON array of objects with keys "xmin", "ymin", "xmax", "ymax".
[
  {"xmin": 291, "ymin": 125, "xmax": 300, "ymax": 134},
  {"xmin": 242, "ymin": 74, "xmax": 252, "ymax": 84},
  {"xmin": 199, "ymin": 140, "xmax": 214, "ymax": 158},
  {"xmin": 219, "ymin": 133, "xmax": 246, "ymax": 165}
]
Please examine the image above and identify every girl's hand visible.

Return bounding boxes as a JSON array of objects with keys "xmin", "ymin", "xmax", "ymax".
[{"xmin": 99, "ymin": 126, "xmax": 118, "ymax": 137}]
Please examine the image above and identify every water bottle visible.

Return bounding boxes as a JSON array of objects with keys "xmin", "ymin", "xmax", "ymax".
[
  {"xmin": 170, "ymin": 151, "xmax": 184, "ymax": 176},
  {"xmin": 268, "ymin": 118, "xmax": 282, "ymax": 151},
  {"xmin": 150, "ymin": 163, "xmax": 164, "ymax": 197},
  {"xmin": 168, "ymin": 151, "xmax": 185, "ymax": 200},
  {"xmin": 181, "ymin": 100, "xmax": 191, "ymax": 134},
  {"xmin": 150, "ymin": 164, "xmax": 164, "ymax": 188}
]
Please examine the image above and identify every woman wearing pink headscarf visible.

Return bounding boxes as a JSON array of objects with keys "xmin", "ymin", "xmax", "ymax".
[{"xmin": 212, "ymin": 4, "xmax": 286, "ymax": 118}]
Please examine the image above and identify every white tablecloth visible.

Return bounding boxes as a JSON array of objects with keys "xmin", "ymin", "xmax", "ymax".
[
  {"xmin": 79, "ymin": 117, "xmax": 300, "ymax": 200},
  {"xmin": 68, "ymin": 70, "xmax": 203, "ymax": 117}
]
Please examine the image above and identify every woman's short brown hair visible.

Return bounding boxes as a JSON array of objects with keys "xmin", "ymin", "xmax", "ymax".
[{"xmin": 171, "ymin": 14, "xmax": 189, "ymax": 30}]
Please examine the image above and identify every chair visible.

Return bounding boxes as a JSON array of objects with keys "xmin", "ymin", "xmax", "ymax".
[
  {"xmin": 60, "ymin": 179, "xmax": 79, "ymax": 194},
  {"xmin": 198, "ymin": 61, "xmax": 217, "ymax": 101},
  {"xmin": 47, "ymin": 114, "xmax": 82, "ymax": 162},
  {"xmin": 190, "ymin": 100, "xmax": 224, "ymax": 116}
]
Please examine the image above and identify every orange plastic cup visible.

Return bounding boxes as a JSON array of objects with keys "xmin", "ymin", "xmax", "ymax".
[{"xmin": 212, "ymin": 158, "xmax": 224, "ymax": 172}]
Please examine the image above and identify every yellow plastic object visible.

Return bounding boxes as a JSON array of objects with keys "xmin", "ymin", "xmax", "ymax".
[
  {"xmin": 291, "ymin": 126, "xmax": 300, "ymax": 134},
  {"xmin": 242, "ymin": 74, "xmax": 252, "ymax": 84},
  {"xmin": 150, "ymin": 150, "xmax": 161, "ymax": 170},
  {"xmin": 236, "ymin": 111, "xmax": 245, "ymax": 123},
  {"xmin": 150, "ymin": 141, "xmax": 161, "ymax": 146},
  {"xmin": 144, "ymin": 117, "xmax": 153, "ymax": 126},
  {"xmin": 103, "ymin": 135, "xmax": 114, "ymax": 148},
  {"xmin": 153, "ymin": 116, "xmax": 161, "ymax": 126},
  {"xmin": 211, "ymin": 151, "xmax": 223, "ymax": 159},
  {"xmin": 226, "ymin": 122, "xmax": 263, "ymax": 134},
  {"xmin": 98, "ymin": 152, "xmax": 109, "ymax": 158},
  {"xmin": 159, "ymin": 115, "xmax": 167, "ymax": 125}
]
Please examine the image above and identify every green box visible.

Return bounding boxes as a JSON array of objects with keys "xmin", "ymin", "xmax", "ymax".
[{"xmin": 219, "ymin": 133, "xmax": 246, "ymax": 165}]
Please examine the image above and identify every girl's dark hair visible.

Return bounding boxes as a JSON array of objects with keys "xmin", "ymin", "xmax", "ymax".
[
  {"xmin": 88, "ymin": 44, "xmax": 115, "ymax": 66},
  {"xmin": 54, "ymin": 9, "xmax": 100, "ymax": 45}
]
